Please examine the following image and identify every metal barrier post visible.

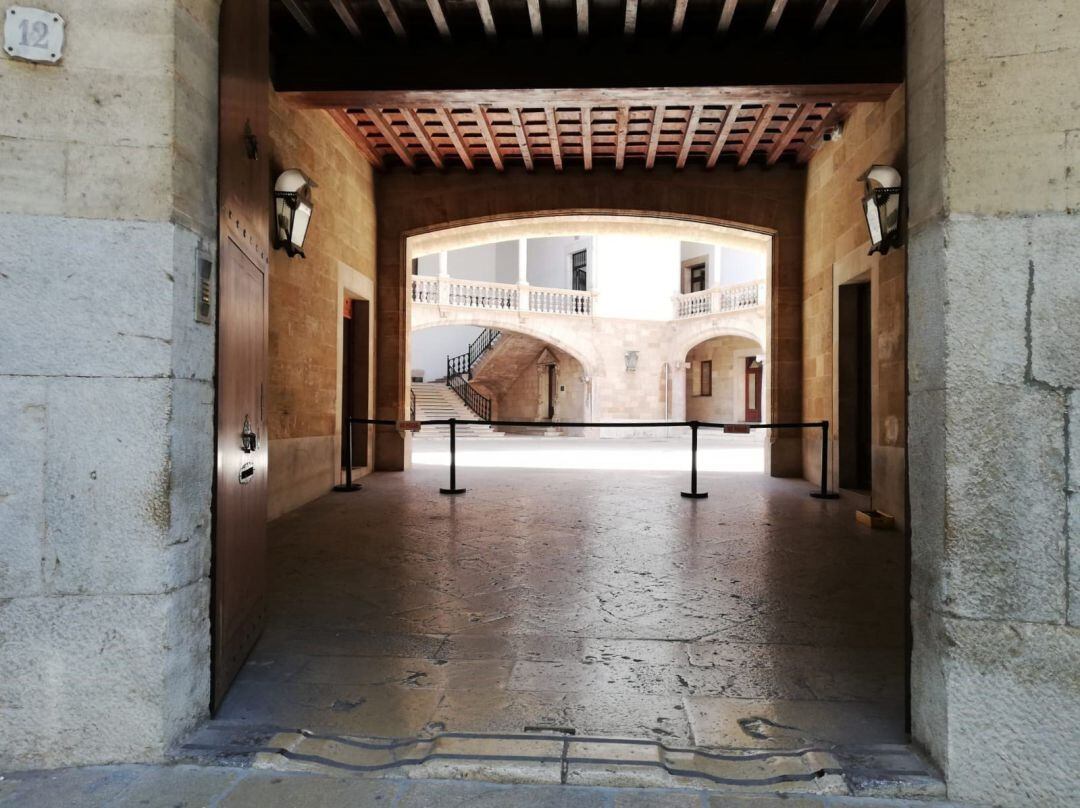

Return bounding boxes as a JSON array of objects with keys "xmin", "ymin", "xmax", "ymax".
[
  {"xmin": 681, "ymin": 421, "xmax": 708, "ymax": 499},
  {"xmin": 334, "ymin": 417, "xmax": 362, "ymax": 492},
  {"xmin": 440, "ymin": 418, "xmax": 466, "ymax": 495},
  {"xmin": 810, "ymin": 420, "xmax": 839, "ymax": 499}
]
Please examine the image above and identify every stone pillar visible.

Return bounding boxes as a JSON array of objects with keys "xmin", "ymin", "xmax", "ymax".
[
  {"xmin": 0, "ymin": 0, "xmax": 220, "ymax": 770},
  {"xmin": 437, "ymin": 250, "xmax": 450, "ymax": 305},
  {"xmin": 670, "ymin": 362, "xmax": 687, "ymax": 422},
  {"xmin": 907, "ymin": 2, "xmax": 1080, "ymax": 805},
  {"xmin": 517, "ymin": 238, "xmax": 530, "ymax": 311}
]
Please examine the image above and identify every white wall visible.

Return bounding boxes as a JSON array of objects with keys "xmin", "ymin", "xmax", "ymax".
[
  {"xmin": 416, "ymin": 243, "xmax": 500, "ymax": 280},
  {"xmin": 719, "ymin": 246, "xmax": 766, "ymax": 286},
  {"xmin": 592, "ymin": 235, "xmax": 681, "ymax": 320},
  {"xmin": 410, "ymin": 326, "xmax": 483, "ymax": 381},
  {"xmin": 526, "ymin": 236, "xmax": 592, "ymax": 288}
]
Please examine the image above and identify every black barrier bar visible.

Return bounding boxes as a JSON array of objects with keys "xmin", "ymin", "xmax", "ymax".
[
  {"xmin": 349, "ymin": 417, "xmax": 839, "ymax": 500},
  {"xmin": 439, "ymin": 418, "xmax": 466, "ymax": 495},
  {"xmin": 334, "ymin": 417, "xmax": 362, "ymax": 492},
  {"xmin": 681, "ymin": 422, "xmax": 707, "ymax": 499}
]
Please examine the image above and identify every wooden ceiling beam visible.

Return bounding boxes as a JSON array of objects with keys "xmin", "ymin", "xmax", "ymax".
[
  {"xmin": 281, "ymin": 0, "xmax": 317, "ymax": 36},
  {"xmin": 400, "ymin": 108, "xmax": 444, "ymax": 168},
  {"xmin": 436, "ymin": 108, "xmax": 473, "ymax": 168},
  {"xmin": 364, "ymin": 108, "xmax": 415, "ymax": 167},
  {"xmin": 526, "ymin": 0, "xmax": 542, "ymax": 37},
  {"xmin": 717, "ymin": 0, "xmax": 738, "ymax": 34},
  {"xmin": 672, "ymin": 0, "xmax": 689, "ymax": 34},
  {"xmin": 424, "ymin": 0, "xmax": 451, "ymax": 40},
  {"xmin": 545, "ymin": 107, "xmax": 563, "ymax": 171},
  {"xmin": 860, "ymin": 0, "xmax": 892, "ymax": 31},
  {"xmin": 737, "ymin": 103, "xmax": 776, "ymax": 167},
  {"xmin": 763, "ymin": 0, "xmax": 788, "ymax": 33},
  {"xmin": 509, "ymin": 107, "xmax": 534, "ymax": 171},
  {"xmin": 624, "ymin": 0, "xmax": 638, "ymax": 36},
  {"xmin": 476, "ymin": 0, "xmax": 497, "ymax": 38},
  {"xmin": 614, "ymin": 107, "xmax": 629, "ymax": 170},
  {"xmin": 375, "ymin": 0, "xmax": 407, "ymax": 38},
  {"xmin": 812, "ymin": 0, "xmax": 840, "ymax": 32},
  {"xmin": 576, "ymin": 0, "xmax": 589, "ymax": 38},
  {"xmin": 327, "ymin": 109, "xmax": 384, "ymax": 167},
  {"xmin": 645, "ymin": 105, "xmax": 665, "ymax": 169},
  {"xmin": 581, "ymin": 108, "xmax": 593, "ymax": 171},
  {"xmin": 706, "ymin": 103, "xmax": 740, "ymax": 168},
  {"xmin": 472, "ymin": 106, "xmax": 504, "ymax": 170},
  {"xmin": 328, "ymin": 0, "xmax": 361, "ymax": 37},
  {"xmin": 766, "ymin": 103, "xmax": 812, "ymax": 165},
  {"xmin": 676, "ymin": 105, "xmax": 702, "ymax": 169},
  {"xmin": 288, "ymin": 85, "xmax": 896, "ymax": 110}
]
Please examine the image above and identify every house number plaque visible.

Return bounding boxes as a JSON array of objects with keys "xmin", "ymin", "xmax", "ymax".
[{"xmin": 4, "ymin": 6, "xmax": 65, "ymax": 63}]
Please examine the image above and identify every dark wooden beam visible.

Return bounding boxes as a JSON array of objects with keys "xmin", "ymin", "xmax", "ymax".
[
  {"xmin": 672, "ymin": 0, "xmax": 688, "ymax": 34},
  {"xmin": 281, "ymin": 0, "xmax": 317, "ymax": 36},
  {"xmin": 436, "ymin": 108, "xmax": 474, "ymax": 168},
  {"xmin": 425, "ymin": 0, "xmax": 451, "ymax": 40},
  {"xmin": 860, "ymin": 0, "xmax": 892, "ymax": 31},
  {"xmin": 472, "ymin": 106, "xmax": 504, "ymax": 170},
  {"xmin": 476, "ymin": 0, "xmax": 497, "ymax": 38},
  {"xmin": 364, "ymin": 108, "xmax": 415, "ymax": 166},
  {"xmin": 676, "ymin": 105, "xmax": 702, "ymax": 169},
  {"xmin": 706, "ymin": 103, "xmax": 739, "ymax": 168},
  {"xmin": 327, "ymin": 109, "xmax": 383, "ymax": 167},
  {"xmin": 581, "ymin": 108, "xmax": 593, "ymax": 171},
  {"xmin": 576, "ymin": 0, "xmax": 588, "ymax": 38},
  {"xmin": 400, "ymin": 108, "xmax": 444, "ymax": 167},
  {"xmin": 273, "ymin": 37, "xmax": 904, "ymax": 100},
  {"xmin": 738, "ymin": 103, "xmax": 776, "ymax": 167},
  {"xmin": 763, "ymin": 0, "xmax": 788, "ymax": 34},
  {"xmin": 375, "ymin": 0, "xmax": 407, "ymax": 38},
  {"xmin": 717, "ymin": 0, "xmax": 738, "ymax": 34},
  {"xmin": 328, "ymin": 0, "xmax": 361, "ymax": 37},
  {"xmin": 526, "ymin": 0, "xmax": 542, "ymax": 38},
  {"xmin": 509, "ymin": 107, "xmax": 534, "ymax": 171},
  {"xmin": 766, "ymin": 103, "xmax": 812, "ymax": 165},
  {"xmin": 645, "ymin": 105, "xmax": 664, "ymax": 169},
  {"xmin": 614, "ymin": 107, "xmax": 629, "ymax": 170},
  {"xmin": 545, "ymin": 107, "xmax": 563, "ymax": 170},
  {"xmin": 624, "ymin": 0, "xmax": 638, "ymax": 36},
  {"xmin": 813, "ymin": 0, "xmax": 840, "ymax": 32}
]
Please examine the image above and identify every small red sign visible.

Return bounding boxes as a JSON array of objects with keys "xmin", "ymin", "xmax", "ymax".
[
  {"xmin": 724, "ymin": 425, "xmax": 751, "ymax": 434},
  {"xmin": 398, "ymin": 420, "xmax": 422, "ymax": 432}
]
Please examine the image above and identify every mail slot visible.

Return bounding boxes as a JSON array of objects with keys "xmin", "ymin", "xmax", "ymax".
[{"xmin": 239, "ymin": 462, "xmax": 255, "ymax": 484}]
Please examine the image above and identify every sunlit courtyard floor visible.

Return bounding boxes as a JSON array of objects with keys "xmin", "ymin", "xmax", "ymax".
[{"xmin": 212, "ymin": 434, "xmax": 907, "ymax": 754}]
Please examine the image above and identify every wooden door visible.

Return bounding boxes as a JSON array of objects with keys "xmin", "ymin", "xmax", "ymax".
[
  {"xmin": 546, "ymin": 365, "xmax": 556, "ymax": 419},
  {"xmin": 745, "ymin": 357, "xmax": 762, "ymax": 422},
  {"xmin": 341, "ymin": 300, "xmax": 371, "ymax": 470},
  {"xmin": 214, "ymin": 0, "xmax": 269, "ymax": 709}
]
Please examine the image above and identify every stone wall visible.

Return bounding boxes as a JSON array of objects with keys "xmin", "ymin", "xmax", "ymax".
[
  {"xmin": 265, "ymin": 94, "xmax": 376, "ymax": 518},
  {"xmin": 380, "ymin": 166, "xmax": 806, "ymax": 472},
  {"xmin": 906, "ymin": 1, "xmax": 1080, "ymax": 804},
  {"xmin": 801, "ymin": 87, "xmax": 907, "ymax": 527},
  {"xmin": 686, "ymin": 336, "xmax": 763, "ymax": 423},
  {"xmin": 0, "ymin": 0, "xmax": 221, "ymax": 770}
]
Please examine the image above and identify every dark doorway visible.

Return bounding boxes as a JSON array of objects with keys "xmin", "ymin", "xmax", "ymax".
[
  {"xmin": 571, "ymin": 249, "xmax": 588, "ymax": 291},
  {"xmin": 745, "ymin": 357, "xmax": 762, "ymax": 422},
  {"xmin": 839, "ymin": 282, "xmax": 872, "ymax": 491},
  {"xmin": 342, "ymin": 298, "xmax": 371, "ymax": 470},
  {"xmin": 689, "ymin": 263, "xmax": 707, "ymax": 292},
  {"xmin": 546, "ymin": 364, "xmax": 557, "ymax": 419}
]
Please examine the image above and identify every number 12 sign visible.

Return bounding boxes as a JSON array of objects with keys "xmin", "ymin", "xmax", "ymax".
[{"xmin": 4, "ymin": 6, "xmax": 65, "ymax": 64}]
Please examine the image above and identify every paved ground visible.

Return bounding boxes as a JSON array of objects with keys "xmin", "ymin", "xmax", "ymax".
[
  {"xmin": 212, "ymin": 435, "xmax": 904, "ymax": 749},
  {"xmin": 0, "ymin": 765, "xmax": 966, "ymax": 807}
]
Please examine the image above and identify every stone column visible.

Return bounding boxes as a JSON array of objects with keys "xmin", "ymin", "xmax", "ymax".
[
  {"xmin": 670, "ymin": 362, "xmax": 687, "ymax": 422},
  {"xmin": 437, "ymin": 250, "xmax": 450, "ymax": 305},
  {"xmin": 517, "ymin": 237, "xmax": 530, "ymax": 311},
  {"xmin": 906, "ymin": 2, "xmax": 1080, "ymax": 805}
]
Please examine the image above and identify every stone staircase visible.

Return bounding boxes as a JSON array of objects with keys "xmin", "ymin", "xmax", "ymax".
[{"xmin": 410, "ymin": 383, "xmax": 505, "ymax": 437}]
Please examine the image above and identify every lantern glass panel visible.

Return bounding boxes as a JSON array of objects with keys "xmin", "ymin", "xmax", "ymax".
[
  {"xmin": 290, "ymin": 200, "xmax": 312, "ymax": 252},
  {"xmin": 865, "ymin": 197, "xmax": 883, "ymax": 246}
]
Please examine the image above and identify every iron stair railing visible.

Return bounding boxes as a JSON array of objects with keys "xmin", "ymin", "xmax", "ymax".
[{"xmin": 445, "ymin": 328, "xmax": 501, "ymax": 421}]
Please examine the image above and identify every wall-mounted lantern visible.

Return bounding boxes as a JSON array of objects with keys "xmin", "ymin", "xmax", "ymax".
[
  {"xmin": 624, "ymin": 350, "xmax": 639, "ymax": 372},
  {"xmin": 273, "ymin": 169, "xmax": 315, "ymax": 258},
  {"xmin": 861, "ymin": 165, "xmax": 903, "ymax": 256}
]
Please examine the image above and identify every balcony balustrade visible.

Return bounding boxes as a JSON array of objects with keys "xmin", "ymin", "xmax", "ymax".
[
  {"xmin": 673, "ymin": 280, "xmax": 765, "ymax": 319},
  {"xmin": 411, "ymin": 276, "xmax": 594, "ymax": 316}
]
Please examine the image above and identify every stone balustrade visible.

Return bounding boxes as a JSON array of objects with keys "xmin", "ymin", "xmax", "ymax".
[
  {"xmin": 673, "ymin": 280, "xmax": 765, "ymax": 319},
  {"xmin": 411, "ymin": 276, "xmax": 594, "ymax": 316}
]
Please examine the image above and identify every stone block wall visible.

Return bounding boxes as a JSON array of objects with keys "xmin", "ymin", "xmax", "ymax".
[
  {"xmin": 906, "ymin": 1, "xmax": 1080, "ymax": 804},
  {"xmin": 0, "ymin": 0, "xmax": 221, "ymax": 770},
  {"xmin": 801, "ymin": 87, "xmax": 907, "ymax": 527},
  {"xmin": 265, "ymin": 93, "xmax": 376, "ymax": 518},
  {"xmin": 686, "ymin": 336, "xmax": 763, "ymax": 423}
]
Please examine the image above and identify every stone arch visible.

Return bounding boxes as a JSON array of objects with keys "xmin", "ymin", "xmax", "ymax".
[{"xmin": 673, "ymin": 323, "xmax": 765, "ymax": 366}]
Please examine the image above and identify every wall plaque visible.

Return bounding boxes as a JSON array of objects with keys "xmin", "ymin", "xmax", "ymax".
[{"xmin": 4, "ymin": 6, "xmax": 64, "ymax": 63}]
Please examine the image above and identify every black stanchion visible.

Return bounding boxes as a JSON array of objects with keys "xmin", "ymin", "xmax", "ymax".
[
  {"xmin": 439, "ymin": 418, "xmax": 466, "ymax": 495},
  {"xmin": 334, "ymin": 417, "xmax": 362, "ymax": 492},
  {"xmin": 681, "ymin": 421, "xmax": 708, "ymax": 499},
  {"xmin": 809, "ymin": 420, "xmax": 839, "ymax": 499}
]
